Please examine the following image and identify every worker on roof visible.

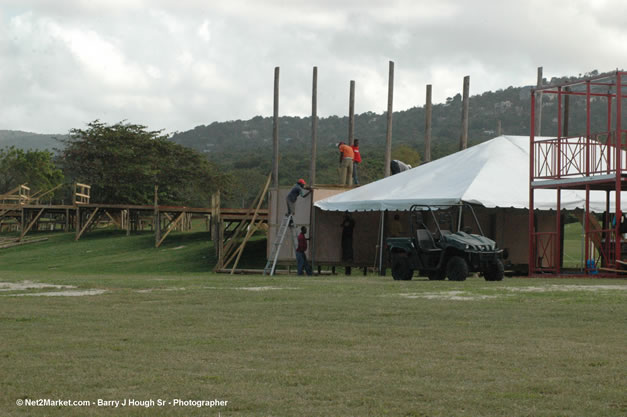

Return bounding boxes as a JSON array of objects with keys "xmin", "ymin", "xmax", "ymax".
[{"xmin": 337, "ymin": 141, "xmax": 354, "ymax": 186}]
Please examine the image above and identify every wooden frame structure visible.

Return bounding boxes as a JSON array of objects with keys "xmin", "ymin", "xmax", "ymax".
[
  {"xmin": 0, "ymin": 183, "xmax": 268, "ymax": 251},
  {"xmin": 213, "ymin": 174, "xmax": 272, "ymax": 274}
]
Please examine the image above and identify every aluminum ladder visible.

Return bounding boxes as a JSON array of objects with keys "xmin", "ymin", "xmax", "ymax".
[{"xmin": 264, "ymin": 214, "xmax": 296, "ymax": 276}]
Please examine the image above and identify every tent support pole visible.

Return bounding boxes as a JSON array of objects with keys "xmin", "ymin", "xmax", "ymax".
[{"xmin": 379, "ymin": 211, "xmax": 386, "ymax": 276}]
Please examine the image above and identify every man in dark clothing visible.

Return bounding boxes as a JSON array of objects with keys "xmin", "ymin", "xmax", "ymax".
[
  {"xmin": 341, "ymin": 212, "xmax": 355, "ymax": 262},
  {"xmin": 296, "ymin": 226, "xmax": 313, "ymax": 276},
  {"xmin": 286, "ymin": 179, "xmax": 311, "ymax": 223},
  {"xmin": 390, "ymin": 159, "xmax": 412, "ymax": 175}
]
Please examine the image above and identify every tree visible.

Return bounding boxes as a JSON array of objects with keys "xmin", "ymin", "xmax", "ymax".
[
  {"xmin": 59, "ymin": 121, "xmax": 228, "ymax": 205},
  {"xmin": 0, "ymin": 147, "xmax": 64, "ymax": 196},
  {"xmin": 391, "ymin": 144, "xmax": 421, "ymax": 167}
]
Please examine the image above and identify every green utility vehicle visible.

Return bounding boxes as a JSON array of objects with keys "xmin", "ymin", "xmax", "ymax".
[{"xmin": 386, "ymin": 204, "xmax": 504, "ymax": 281}]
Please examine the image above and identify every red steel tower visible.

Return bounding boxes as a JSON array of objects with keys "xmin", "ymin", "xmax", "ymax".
[{"xmin": 529, "ymin": 70, "xmax": 626, "ymax": 276}]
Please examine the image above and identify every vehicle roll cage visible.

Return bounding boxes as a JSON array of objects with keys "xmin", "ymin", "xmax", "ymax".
[{"xmin": 408, "ymin": 203, "xmax": 485, "ymax": 238}]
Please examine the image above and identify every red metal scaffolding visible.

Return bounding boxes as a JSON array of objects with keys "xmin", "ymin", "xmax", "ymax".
[{"xmin": 529, "ymin": 70, "xmax": 626, "ymax": 276}]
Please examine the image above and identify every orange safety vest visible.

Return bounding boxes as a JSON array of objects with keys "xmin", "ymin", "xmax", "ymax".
[{"xmin": 339, "ymin": 144, "xmax": 354, "ymax": 159}]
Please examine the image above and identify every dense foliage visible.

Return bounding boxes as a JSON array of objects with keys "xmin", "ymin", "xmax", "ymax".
[
  {"xmin": 58, "ymin": 121, "xmax": 228, "ymax": 205},
  {"xmin": 0, "ymin": 147, "xmax": 64, "ymax": 198}
]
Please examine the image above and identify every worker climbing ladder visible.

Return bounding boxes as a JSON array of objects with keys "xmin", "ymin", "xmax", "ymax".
[{"xmin": 264, "ymin": 214, "xmax": 297, "ymax": 276}]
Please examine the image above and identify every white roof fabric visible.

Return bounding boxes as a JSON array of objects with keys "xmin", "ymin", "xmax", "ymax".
[{"xmin": 314, "ymin": 135, "xmax": 614, "ymax": 212}]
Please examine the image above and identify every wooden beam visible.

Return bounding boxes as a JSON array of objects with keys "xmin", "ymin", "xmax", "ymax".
[
  {"xmin": 229, "ymin": 220, "xmax": 263, "ymax": 274},
  {"xmin": 104, "ymin": 210, "xmax": 122, "ymax": 229},
  {"xmin": 424, "ymin": 84, "xmax": 432, "ymax": 162},
  {"xmin": 536, "ymin": 66, "xmax": 543, "ymax": 135},
  {"xmin": 348, "ymin": 80, "xmax": 355, "ymax": 145},
  {"xmin": 223, "ymin": 175, "xmax": 272, "ymax": 269},
  {"xmin": 310, "ymin": 66, "xmax": 318, "ymax": 185},
  {"xmin": 460, "ymin": 75, "xmax": 470, "ymax": 150},
  {"xmin": 272, "ymin": 66, "xmax": 280, "ymax": 189},
  {"xmin": 75, "ymin": 208, "xmax": 99, "ymax": 241},
  {"xmin": 19, "ymin": 208, "xmax": 45, "ymax": 241},
  {"xmin": 0, "ymin": 237, "xmax": 48, "ymax": 249},
  {"xmin": 384, "ymin": 60, "xmax": 394, "ymax": 177},
  {"xmin": 156, "ymin": 211, "xmax": 185, "ymax": 248},
  {"xmin": 222, "ymin": 173, "xmax": 272, "ymax": 259},
  {"xmin": 29, "ymin": 183, "xmax": 62, "ymax": 203},
  {"xmin": 154, "ymin": 185, "xmax": 160, "ymax": 247}
]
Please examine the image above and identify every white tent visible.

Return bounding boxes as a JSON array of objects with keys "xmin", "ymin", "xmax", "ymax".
[{"xmin": 314, "ymin": 135, "xmax": 613, "ymax": 212}]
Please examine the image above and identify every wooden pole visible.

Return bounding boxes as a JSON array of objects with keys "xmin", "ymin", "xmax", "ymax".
[
  {"xmin": 272, "ymin": 66, "xmax": 280, "ymax": 189},
  {"xmin": 272, "ymin": 66, "xmax": 281, "ymax": 240},
  {"xmin": 154, "ymin": 185, "xmax": 160, "ymax": 247},
  {"xmin": 212, "ymin": 192, "xmax": 220, "ymax": 258},
  {"xmin": 384, "ymin": 61, "xmax": 394, "ymax": 177},
  {"xmin": 348, "ymin": 80, "xmax": 355, "ymax": 145},
  {"xmin": 310, "ymin": 66, "xmax": 318, "ymax": 185},
  {"xmin": 563, "ymin": 86, "xmax": 570, "ymax": 137},
  {"xmin": 536, "ymin": 66, "xmax": 543, "ymax": 136},
  {"xmin": 460, "ymin": 75, "xmax": 470, "ymax": 150},
  {"xmin": 497, "ymin": 120, "xmax": 503, "ymax": 136},
  {"xmin": 75, "ymin": 206, "xmax": 80, "ymax": 239},
  {"xmin": 424, "ymin": 84, "xmax": 432, "ymax": 162}
]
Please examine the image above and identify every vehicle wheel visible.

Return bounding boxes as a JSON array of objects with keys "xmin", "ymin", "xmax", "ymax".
[
  {"xmin": 391, "ymin": 254, "xmax": 413, "ymax": 281},
  {"xmin": 428, "ymin": 269, "xmax": 446, "ymax": 281},
  {"xmin": 484, "ymin": 259, "xmax": 504, "ymax": 281},
  {"xmin": 446, "ymin": 256, "xmax": 468, "ymax": 281}
]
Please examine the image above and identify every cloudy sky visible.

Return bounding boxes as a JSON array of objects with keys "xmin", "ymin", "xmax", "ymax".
[{"xmin": 1, "ymin": 0, "xmax": 624, "ymax": 134}]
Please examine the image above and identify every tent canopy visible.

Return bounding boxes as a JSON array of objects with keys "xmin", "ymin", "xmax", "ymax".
[{"xmin": 314, "ymin": 135, "xmax": 613, "ymax": 212}]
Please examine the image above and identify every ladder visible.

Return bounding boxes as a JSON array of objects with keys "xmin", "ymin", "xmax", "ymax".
[{"xmin": 264, "ymin": 214, "xmax": 296, "ymax": 276}]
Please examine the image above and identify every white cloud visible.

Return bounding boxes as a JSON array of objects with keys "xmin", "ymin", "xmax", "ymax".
[
  {"xmin": 197, "ymin": 19, "xmax": 210, "ymax": 43},
  {"xmin": 0, "ymin": 1, "xmax": 625, "ymax": 134}
]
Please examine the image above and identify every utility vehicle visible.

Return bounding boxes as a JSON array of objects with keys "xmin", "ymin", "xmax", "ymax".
[{"xmin": 386, "ymin": 204, "xmax": 504, "ymax": 281}]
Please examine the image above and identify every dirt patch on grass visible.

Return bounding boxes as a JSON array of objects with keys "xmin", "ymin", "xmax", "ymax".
[
  {"xmin": 498, "ymin": 285, "xmax": 627, "ymax": 293},
  {"xmin": 201, "ymin": 286, "xmax": 300, "ymax": 291},
  {"xmin": 0, "ymin": 281, "xmax": 75, "ymax": 291},
  {"xmin": 9, "ymin": 289, "xmax": 107, "ymax": 297},
  {"xmin": 135, "ymin": 287, "xmax": 187, "ymax": 293},
  {"xmin": 236, "ymin": 286, "xmax": 299, "ymax": 291},
  {"xmin": 398, "ymin": 291, "xmax": 503, "ymax": 301}
]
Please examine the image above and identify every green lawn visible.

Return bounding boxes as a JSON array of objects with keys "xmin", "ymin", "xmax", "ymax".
[{"xmin": 0, "ymin": 231, "xmax": 625, "ymax": 416}]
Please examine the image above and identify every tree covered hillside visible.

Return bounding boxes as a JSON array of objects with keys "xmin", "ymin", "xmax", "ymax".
[{"xmin": 171, "ymin": 71, "xmax": 615, "ymax": 206}]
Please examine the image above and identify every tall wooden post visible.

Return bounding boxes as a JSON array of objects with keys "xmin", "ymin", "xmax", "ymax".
[
  {"xmin": 497, "ymin": 120, "xmax": 503, "ymax": 136},
  {"xmin": 384, "ymin": 61, "xmax": 394, "ymax": 177},
  {"xmin": 272, "ymin": 67, "xmax": 281, "ymax": 231},
  {"xmin": 310, "ymin": 66, "xmax": 318, "ymax": 185},
  {"xmin": 460, "ymin": 75, "xmax": 470, "ymax": 150},
  {"xmin": 563, "ymin": 86, "xmax": 570, "ymax": 137},
  {"xmin": 75, "ymin": 207, "xmax": 81, "ymax": 240},
  {"xmin": 154, "ymin": 185, "xmax": 160, "ymax": 247},
  {"xmin": 536, "ymin": 66, "xmax": 543, "ymax": 136},
  {"xmin": 211, "ymin": 192, "xmax": 220, "ymax": 257},
  {"xmin": 272, "ymin": 67, "xmax": 280, "ymax": 189},
  {"xmin": 424, "ymin": 84, "xmax": 432, "ymax": 162},
  {"xmin": 348, "ymin": 80, "xmax": 355, "ymax": 145}
]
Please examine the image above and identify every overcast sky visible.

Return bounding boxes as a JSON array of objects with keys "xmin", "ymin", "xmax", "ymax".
[{"xmin": 1, "ymin": 0, "xmax": 625, "ymax": 134}]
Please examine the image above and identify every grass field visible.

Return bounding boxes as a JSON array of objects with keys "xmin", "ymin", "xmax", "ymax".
[{"xmin": 0, "ymin": 231, "xmax": 625, "ymax": 416}]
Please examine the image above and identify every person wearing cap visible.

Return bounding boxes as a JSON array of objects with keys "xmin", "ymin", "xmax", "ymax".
[
  {"xmin": 286, "ymin": 179, "xmax": 311, "ymax": 221},
  {"xmin": 351, "ymin": 138, "xmax": 362, "ymax": 185},
  {"xmin": 337, "ymin": 141, "xmax": 354, "ymax": 186}
]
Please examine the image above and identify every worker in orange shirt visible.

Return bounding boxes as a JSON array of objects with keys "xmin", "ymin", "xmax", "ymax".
[
  {"xmin": 337, "ymin": 141, "xmax": 354, "ymax": 186},
  {"xmin": 351, "ymin": 138, "xmax": 361, "ymax": 185}
]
